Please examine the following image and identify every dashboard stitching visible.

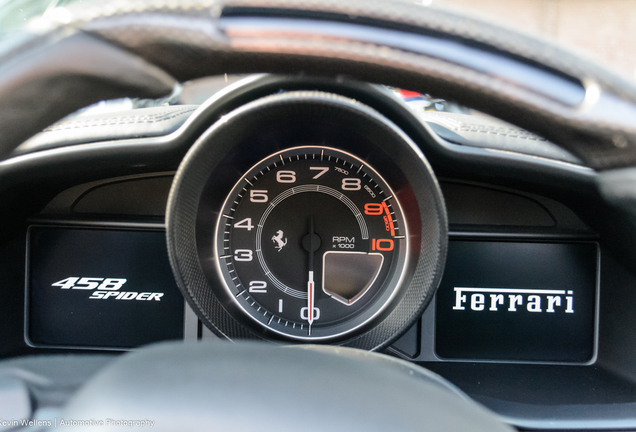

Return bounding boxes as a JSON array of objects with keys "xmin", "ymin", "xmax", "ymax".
[
  {"xmin": 421, "ymin": 113, "xmax": 548, "ymax": 142},
  {"xmin": 42, "ymin": 108, "xmax": 198, "ymax": 132}
]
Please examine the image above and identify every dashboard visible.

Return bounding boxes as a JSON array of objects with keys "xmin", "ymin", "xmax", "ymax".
[{"xmin": 2, "ymin": 73, "xmax": 635, "ymax": 430}]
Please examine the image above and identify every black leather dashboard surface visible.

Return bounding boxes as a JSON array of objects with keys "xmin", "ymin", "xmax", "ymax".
[
  {"xmin": 420, "ymin": 111, "xmax": 580, "ymax": 165},
  {"xmin": 14, "ymin": 105, "xmax": 198, "ymax": 155},
  {"xmin": 13, "ymin": 103, "xmax": 579, "ymax": 166}
]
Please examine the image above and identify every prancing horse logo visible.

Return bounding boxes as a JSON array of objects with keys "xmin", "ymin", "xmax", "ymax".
[{"xmin": 271, "ymin": 230, "xmax": 287, "ymax": 252}]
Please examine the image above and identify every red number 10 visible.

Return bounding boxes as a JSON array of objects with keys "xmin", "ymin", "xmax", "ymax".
[{"xmin": 372, "ymin": 238, "xmax": 394, "ymax": 251}]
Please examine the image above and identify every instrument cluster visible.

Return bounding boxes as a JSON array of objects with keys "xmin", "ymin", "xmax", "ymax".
[{"xmin": 166, "ymin": 91, "xmax": 448, "ymax": 349}]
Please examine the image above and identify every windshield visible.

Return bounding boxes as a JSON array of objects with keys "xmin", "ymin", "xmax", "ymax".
[
  {"xmin": 442, "ymin": 0, "xmax": 636, "ymax": 78},
  {"xmin": 0, "ymin": 0, "xmax": 82, "ymax": 32}
]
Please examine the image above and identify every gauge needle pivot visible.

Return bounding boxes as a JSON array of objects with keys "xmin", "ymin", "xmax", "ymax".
[{"xmin": 307, "ymin": 216, "xmax": 315, "ymax": 327}]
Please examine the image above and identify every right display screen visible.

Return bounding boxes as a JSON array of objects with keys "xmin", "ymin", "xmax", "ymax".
[{"xmin": 435, "ymin": 240, "xmax": 597, "ymax": 363}]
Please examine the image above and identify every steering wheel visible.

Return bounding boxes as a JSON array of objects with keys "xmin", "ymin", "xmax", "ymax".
[{"xmin": 3, "ymin": 0, "xmax": 636, "ymax": 430}]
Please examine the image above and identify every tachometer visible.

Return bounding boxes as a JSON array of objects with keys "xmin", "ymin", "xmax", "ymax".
[
  {"xmin": 216, "ymin": 146, "xmax": 407, "ymax": 340},
  {"xmin": 167, "ymin": 90, "xmax": 448, "ymax": 349}
]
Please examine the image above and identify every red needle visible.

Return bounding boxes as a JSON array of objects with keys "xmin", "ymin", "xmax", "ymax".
[
  {"xmin": 307, "ymin": 271, "xmax": 315, "ymax": 325},
  {"xmin": 307, "ymin": 216, "xmax": 316, "ymax": 328}
]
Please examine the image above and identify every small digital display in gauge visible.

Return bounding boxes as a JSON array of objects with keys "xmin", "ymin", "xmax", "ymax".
[
  {"xmin": 26, "ymin": 227, "xmax": 184, "ymax": 349},
  {"xmin": 435, "ymin": 240, "xmax": 597, "ymax": 363}
]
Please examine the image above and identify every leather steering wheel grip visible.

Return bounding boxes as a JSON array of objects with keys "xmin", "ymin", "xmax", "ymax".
[
  {"xmin": 59, "ymin": 341, "xmax": 514, "ymax": 432},
  {"xmin": 1, "ymin": 0, "xmax": 636, "ymax": 169}
]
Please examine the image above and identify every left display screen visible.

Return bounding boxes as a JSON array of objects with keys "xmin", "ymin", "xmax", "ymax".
[{"xmin": 26, "ymin": 227, "xmax": 185, "ymax": 349}]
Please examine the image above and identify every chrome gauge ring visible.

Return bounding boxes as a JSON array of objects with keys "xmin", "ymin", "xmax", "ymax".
[{"xmin": 214, "ymin": 146, "xmax": 408, "ymax": 340}]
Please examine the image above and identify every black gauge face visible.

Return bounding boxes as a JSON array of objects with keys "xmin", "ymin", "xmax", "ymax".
[{"xmin": 214, "ymin": 146, "xmax": 408, "ymax": 340}]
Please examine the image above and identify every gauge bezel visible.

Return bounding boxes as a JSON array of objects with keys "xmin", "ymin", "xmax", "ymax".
[{"xmin": 166, "ymin": 91, "xmax": 448, "ymax": 350}]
